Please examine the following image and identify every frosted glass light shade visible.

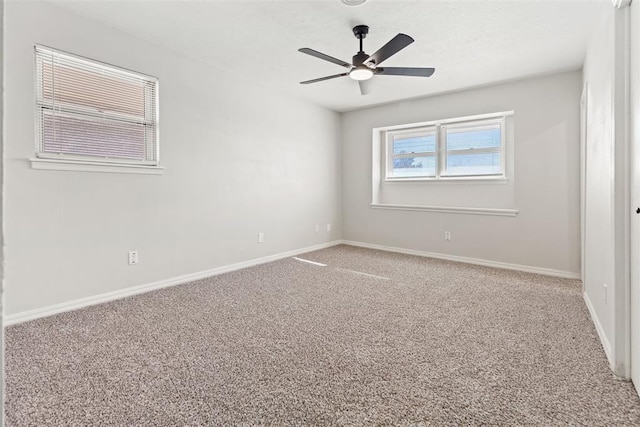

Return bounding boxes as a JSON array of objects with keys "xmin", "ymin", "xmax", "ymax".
[{"xmin": 349, "ymin": 67, "xmax": 373, "ymax": 81}]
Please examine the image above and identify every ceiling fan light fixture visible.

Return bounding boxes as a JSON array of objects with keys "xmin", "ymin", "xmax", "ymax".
[
  {"xmin": 349, "ymin": 66, "xmax": 374, "ymax": 81},
  {"xmin": 341, "ymin": 0, "xmax": 369, "ymax": 6}
]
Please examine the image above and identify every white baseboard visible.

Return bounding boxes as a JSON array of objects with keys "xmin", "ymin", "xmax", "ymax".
[
  {"xmin": 4, "ymin": 240, "xmax": 342, "ymax": 326},
  {"xmin": 583, "ymin": 291, "xmax": 613, "ymax": 366},
  {"xmin": 340, "ymin": 240, "xmax": 581, "ymax": 279}
]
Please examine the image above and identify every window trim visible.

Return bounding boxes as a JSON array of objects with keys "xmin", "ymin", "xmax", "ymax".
[
  {"xmin": 32, "ymin": 45, "xmax": 162, "ymax": 174},
  {"xmin": 29, "ymin": 158, "xmax": 165, "ymax": 175},
  {"xmin": 383, "ymin": 112, "xmax": 512, "ymax": 182},
  {"xmin": 369, "ymin": 203, "xmax": 518, "ymax": 216}
]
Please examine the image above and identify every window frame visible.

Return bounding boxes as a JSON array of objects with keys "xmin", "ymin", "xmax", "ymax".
[
  {"xmin": 440, "ymin": 117, "xmax": 506, "ymax": 179},
  {"xmin": 32, "ymin": 45, "xmax": 162, "ymax": 174},
  {"xmin": 384, "ymin": 113, "xmax": 510, "ymax": 182},
  {"xmin": 386, "ymin": 125, "xmax": 438, "ymax": 179}
]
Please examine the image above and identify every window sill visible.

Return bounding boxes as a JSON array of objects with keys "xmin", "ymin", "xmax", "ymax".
[
  {"xmin": 370, "ymin": 203, "xmax": 518, "ymax": 217},
  {"xmin": 384, "ymin": 176, "xmax": 508, "ymax": 184},
  {"xmin": 30, "ymin": 158, "xmax": 164, "ymax": 175}
]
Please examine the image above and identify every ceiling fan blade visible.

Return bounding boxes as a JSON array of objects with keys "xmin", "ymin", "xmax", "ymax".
[
  {"xmin": 364, "ymin": 34, "xmax": 414, "ymax": 66},
  {"xmin": 298, "ymin": 48, "xmax": 352, "ymax": 69},
  {"xmin": 358, "ymin": 80, "xmax": 372, "ymax": 95},
  {"xmin": 377, "ymin": 67, "xmax": 435, "ymax": 77},
  {"xmin": 300, "ymin": 73, "xmax": 349, "ymax": 84}
]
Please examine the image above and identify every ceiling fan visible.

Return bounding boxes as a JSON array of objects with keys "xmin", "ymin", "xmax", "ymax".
[{"xmin": 298, "ymin": 25, "xmax": 435, "ymax": 95}]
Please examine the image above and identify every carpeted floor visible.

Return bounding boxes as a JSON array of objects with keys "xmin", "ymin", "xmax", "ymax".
[{"xmin": 5, "ymin": 245, "xmax": 640, "ymax": 425}]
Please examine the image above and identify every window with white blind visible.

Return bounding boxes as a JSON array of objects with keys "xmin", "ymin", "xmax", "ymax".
[
  {"xmin": 33, "ymin": 45, "xmax": 160, "ymax": 173},
  {"xmin": 385, "ymin": 113, "xmax": 508, "ymax": 181}
]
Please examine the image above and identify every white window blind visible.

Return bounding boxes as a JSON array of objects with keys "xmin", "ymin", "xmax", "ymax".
[{"xmin": 35, "ymin": 46, "xmax": 158, "ymax": 165}]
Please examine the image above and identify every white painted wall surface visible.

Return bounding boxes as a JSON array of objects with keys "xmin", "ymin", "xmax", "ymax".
[
  {"xmin": 342, "ymin": 71, "xmax": 582, "ymax": 275},
  {"xmin": 4, "ymin": 1, "xmax": 341, "ymax": 315},
  {"xmin": 582, "ymin": 3, "xmax": 633, "ymax": 377},
  {"xmin": 630, "ymin": 0, "xmax": 640, "ymax": 393},
  {"xmin": 611, "ymin": 4, "xmax": 631, "ymax": 379},
  {"xmin": 582, "ymin": 4, "xmax": 616, "ymax": 364},
  {"xmin": 1, "ymin": 0, "xmax": 5, "ymax": 422}
]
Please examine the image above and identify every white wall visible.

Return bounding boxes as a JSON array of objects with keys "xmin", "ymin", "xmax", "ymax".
[
  {"xmin": 3, "ymin": 1, "xmax": 342, "ymax": 316},
  {"xmin": 582, "ymin": 4, "xmax": 616, "ymax": 364},
  {"xmin": 342, "ymin": 71, "xmax": 582, "ymax": 275},
  {"xmin": 630, "ymin": 0, "xmax": 640, "ymax": 391},
  {"xmin": 582, "ymin": 3, "xmax": 630, "ymax": 377},
  {"xmin": 1, "ymin": 0, "xmax": 5, "ymax": 422}
]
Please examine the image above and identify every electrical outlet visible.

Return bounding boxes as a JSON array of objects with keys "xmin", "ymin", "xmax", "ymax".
[
  {"xmin": 315, "ymin": 225, "xmax": 320, "ymax": 232},
  {"xmin": 326, "ymin": 223, "xmax": 331, "ymax": 232},
  {"xmin": 603, "ymin": 283, "xmax": 608, "ymax": 304},
  {"xmin": 128, "ymin": 250, "xmax": 139, "ymax": 265},
  {"xmin": 258, "ymin": 232, "xmax": 264, "ymax": 244},
  {"xmin": 444, "ymin": 231, "xmax": 451, "ymax": 241}
]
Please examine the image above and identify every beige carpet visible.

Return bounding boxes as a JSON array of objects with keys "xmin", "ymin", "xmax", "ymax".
[{"xmin": 6, "ymin": 245, "xmax": 640, "ymax": 425}]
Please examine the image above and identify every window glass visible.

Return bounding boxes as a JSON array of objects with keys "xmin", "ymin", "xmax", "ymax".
[
  {"xmin": 392, "ymin": 155, "xmax": 436, "ymax": 178},
  {"xmin": 445, "ymin": 125, "xmax": 501, "ymax": 151},
  {"xmin": 393, "ymin": 133, "xmax": 436, "ymax": 154},
  {"xmin": 445, "ymin": 152, "xmax": 501, "ymax": 176}
]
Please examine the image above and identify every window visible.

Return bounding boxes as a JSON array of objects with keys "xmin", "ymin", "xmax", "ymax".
[
  {"xmin": 389, "ymin": 127, "xmax": 437, "ymax": 178},
  {"xmin": 386, "ymin": 114, "xmax": 507, "ymax": 180},
  {"xmin": 34, "ymin": 46, "xmax": 159, "ymax": 173}
]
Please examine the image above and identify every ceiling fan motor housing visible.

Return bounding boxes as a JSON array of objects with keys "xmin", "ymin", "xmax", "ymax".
[{"xmin": 353, "ymin": 52, "xmax": 370, "ymax": 67}]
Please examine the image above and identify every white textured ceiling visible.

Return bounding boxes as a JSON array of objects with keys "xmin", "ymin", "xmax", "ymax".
[{"xmin": 49, "ymin": 0, "xmax": 606, "ymax": 112}]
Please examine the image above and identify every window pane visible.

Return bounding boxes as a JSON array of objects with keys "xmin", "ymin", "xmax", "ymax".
[
  {"xmin": 391, "ymin": 155, "xmax": 436, "ymax": 178},
  {"xmin": 445, "ymin": 152, "xmax": 501, "ymax": 176},
  {"xmin": 42, "ymin": 110, "xmax": 147, "ymax": 161},
  {"xmin": 393, "ymin": 133, "xmax": 436, "ymax": 154},
  {"xmin": 446, "ymin": 124, "xmax": 500, "ymax": 151}
]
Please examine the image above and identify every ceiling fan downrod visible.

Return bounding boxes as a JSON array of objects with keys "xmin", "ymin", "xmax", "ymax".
[{"xmin": 353, "ymin": 25, "xmax": 369, "ymax": 54}]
